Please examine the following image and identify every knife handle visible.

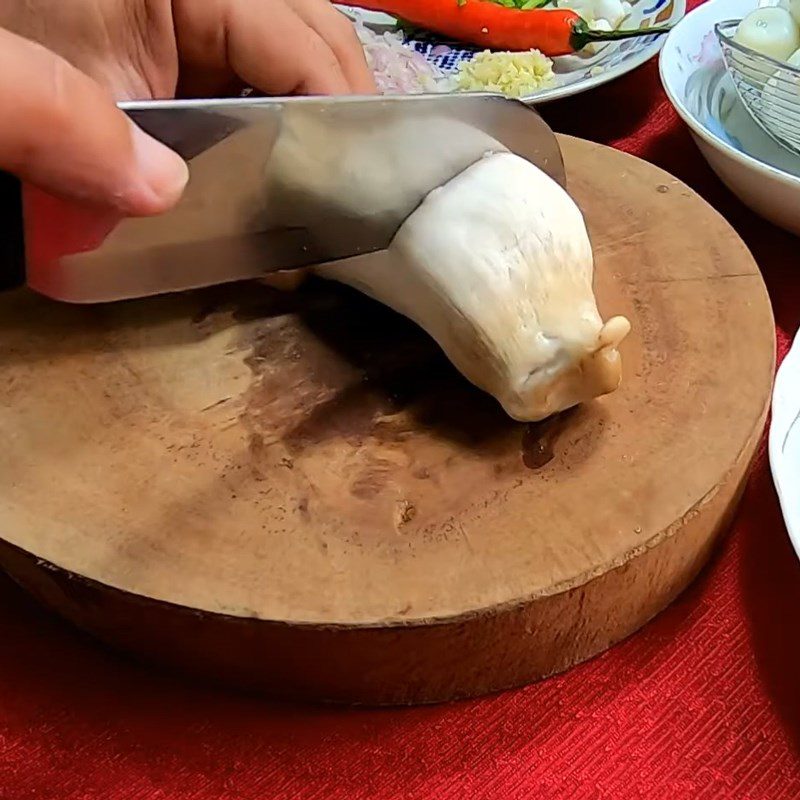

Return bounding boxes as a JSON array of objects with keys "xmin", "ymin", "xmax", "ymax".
[{"xmin": 0, "ymin": 171, "xmax": 25, "ymax": 291}]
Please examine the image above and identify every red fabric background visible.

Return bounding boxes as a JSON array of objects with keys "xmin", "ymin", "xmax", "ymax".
[{"xmin": 4, "ymin": 8, "xmax": 800, "ymax": 798}]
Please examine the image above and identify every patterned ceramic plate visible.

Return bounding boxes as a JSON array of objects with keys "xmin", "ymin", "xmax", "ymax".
[
  {"xmin": 771, "ymin": 329, "xmax": 800, "ymax": 565},
  {"xmin": 337, "ymin": 0, "xmax": 685, "ymax": 103}
]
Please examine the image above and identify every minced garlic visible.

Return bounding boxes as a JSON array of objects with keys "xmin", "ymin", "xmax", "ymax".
[{"xmin": 456, "ymin": 49, "xmax": 555, "ymax": 97}]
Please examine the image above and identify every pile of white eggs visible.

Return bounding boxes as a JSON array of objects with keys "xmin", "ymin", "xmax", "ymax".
[
  {"xmin": 731, "ymin": 1, "xmax": 800, "ymax": 153},
  {"xmin": 734, "ymin": 1, "xmax": 800, "ymax": 68}
]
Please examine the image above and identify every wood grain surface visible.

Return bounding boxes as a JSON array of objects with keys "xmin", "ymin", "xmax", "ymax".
[{"xmin": 0, "ymin": 136, "xmax": 775, "ymax": 704}]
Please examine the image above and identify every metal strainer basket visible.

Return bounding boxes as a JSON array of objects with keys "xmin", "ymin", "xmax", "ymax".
[{"xmin": 716, "ymin": 19, "xmax": 800, "ymax": 155}]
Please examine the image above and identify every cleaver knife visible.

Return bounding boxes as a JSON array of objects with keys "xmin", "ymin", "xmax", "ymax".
[{"xmin": 4, "ymin": 93, "xmax": 565, "ymax": 304}]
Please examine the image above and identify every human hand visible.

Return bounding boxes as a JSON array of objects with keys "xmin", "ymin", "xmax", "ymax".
[{"xmin": 0, "ymin": 0, "xmax": 375, "ymax": 215}]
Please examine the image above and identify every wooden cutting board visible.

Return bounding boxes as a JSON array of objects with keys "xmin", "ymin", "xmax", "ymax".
[{"xmin": 0, "ymin": 136, "xmax": 775, "ymax": 705}]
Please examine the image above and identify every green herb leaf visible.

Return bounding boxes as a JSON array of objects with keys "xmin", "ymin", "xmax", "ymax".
[
  {"xmin": 457, "ymin": 0, "xmax": 467, "ymax": 7},
  {"xmin": 394, "ymin": 16, "xmax": 421, "ymax": 35}
]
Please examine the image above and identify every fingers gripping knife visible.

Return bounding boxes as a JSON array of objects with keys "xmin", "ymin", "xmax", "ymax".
[{"xmin": 1, "ymin": 94, "xmax": 565, "ymax": 303}]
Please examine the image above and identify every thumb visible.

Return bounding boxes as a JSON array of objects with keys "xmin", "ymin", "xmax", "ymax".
[{"xmin": 0, "ymin": 28, "xmax": 187, "ymax": 216}]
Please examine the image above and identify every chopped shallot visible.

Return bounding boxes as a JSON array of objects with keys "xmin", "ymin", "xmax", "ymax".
[{"xmin": 355, "ymin": 19, "xmax": 454, "ymax": 94}]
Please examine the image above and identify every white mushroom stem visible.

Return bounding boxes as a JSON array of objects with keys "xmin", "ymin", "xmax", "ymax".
[{"xmin": 315, "ymin": 152, "xmax": 630, "ymax": 422}]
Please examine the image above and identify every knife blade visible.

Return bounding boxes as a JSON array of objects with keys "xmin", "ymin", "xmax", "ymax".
[{"xmin": 20, "ymin": 93, "xmax": 565, "ymax": 304}]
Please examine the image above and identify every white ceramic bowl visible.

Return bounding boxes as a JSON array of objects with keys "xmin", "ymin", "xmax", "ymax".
[{"xmin": 659, "ymin": 0, "xmax": 800, "ymax": 235}]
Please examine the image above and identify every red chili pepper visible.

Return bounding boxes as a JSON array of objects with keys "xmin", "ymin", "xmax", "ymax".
[{"xmin": 349, "ymin": 0, "xmax": 670, "ymax": 57}]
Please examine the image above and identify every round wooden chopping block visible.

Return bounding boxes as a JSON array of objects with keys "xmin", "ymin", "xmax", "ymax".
[{"xmin": 0, "ymin": 136, "xmax": 774, "ymax": 705}]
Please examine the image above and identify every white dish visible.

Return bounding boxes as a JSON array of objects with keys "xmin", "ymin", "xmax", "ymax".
[
  {"xmin": 337, "ymin": 0, "xmax": 686, "ymax": 103},
  {"xmin": 659, "ymin": 0, "xmax": 800, "ymax": 235},
  {"xmin": 771, "ymin": 329, "xmax": 800, "ymax": 562}
]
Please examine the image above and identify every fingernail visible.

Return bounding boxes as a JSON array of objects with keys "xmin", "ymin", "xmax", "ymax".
[{"xmin": 128, "ymin": 120, "xmax": 189, "ymax": 214}]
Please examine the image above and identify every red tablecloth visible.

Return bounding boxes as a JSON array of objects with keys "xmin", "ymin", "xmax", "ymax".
[{"xmin": 4, "ymin": 16, "xmax": 800, "ymax": 800}]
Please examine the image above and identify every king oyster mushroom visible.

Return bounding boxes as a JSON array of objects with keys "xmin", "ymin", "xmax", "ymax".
[
  {"xmin": 315, "ymin": 152, "xmax": 630, "ymax": 421},
  {"xmin": 262, "ymin": 112, "xmax": 629, "ymax": 421}
]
